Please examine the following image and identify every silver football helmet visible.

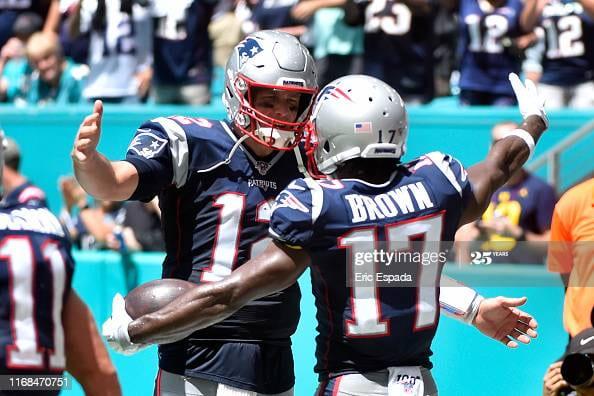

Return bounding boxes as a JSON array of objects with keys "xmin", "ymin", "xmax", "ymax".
[
  {"xmin": 223, "ymin": 30, "xmax": 318, "ymax": 150},
  {"xmin": 309, "ymin": 75, "xmax": 408, "ymax": 175}
]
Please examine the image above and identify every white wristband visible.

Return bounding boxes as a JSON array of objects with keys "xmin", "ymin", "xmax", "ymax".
[
  {"xmin": 465, "ymin": 294, "xmax": 484, "ymax": 325},
  {"xmin": 501, "ymin": 129, "xmax": 535, "ymax": 158},
  {"xmin": 440, "ymin": 282, "xmax": 481, "ymax": 324}
]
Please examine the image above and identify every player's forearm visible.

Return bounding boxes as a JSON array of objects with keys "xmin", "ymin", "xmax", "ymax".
[
  {"xmin": 73, "ymin": 154, "xmax": 138, "ymax": 201},
  {"xmin": 128, "ymin": 243, "xmax": 308, "ymax": 345},
  {"xmin": 127, "ymin": 278, "xmax": 247, "ymax": 344},
  {"xmin": 494, "ymin": 115, "xmax": 546, "ymax": 181},
  {"xmin": 470, "ymin": 115, "xmax": 546, "ymax": 212}
]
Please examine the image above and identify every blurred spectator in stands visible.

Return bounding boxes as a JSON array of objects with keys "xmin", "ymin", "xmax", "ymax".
[
  {"xmin": 236, "ymin": 0, "xmax": 294, "ymax": 34},
  {"xmin": 548, "ymin": 177, "xmax": 594, "ymax": 338},
  {"xmin": 5, "ymin": 11, "xmax": 44, "ymax": 58},
  {"xmin": 59, "ymin": 175, "xmax": 126, "ymax": 250},
  {"xmin": 298, "ymin": 1, "xmax": 363, "ymax": 87},
  {"xmin": 59, "ymin": 175, "xmax": 163, "ymax": 252},
  {"xmin": 456, "ymin": 0, "xmax": 542, "ymax": 105},
  {"xmin": 455, "ymin": 121, "xmax": 556, "ymax": 264},
  {"xmin": 60, "ymin": 0, "xmax": 90, "ymax": 64},
  {"xmin": 1, "ymin": 135, "xmax": 48, "ymax": 208},
  {"xmin": 120, "ymin": 199, "xmax": 164, "ymax": 252},
  {"xmin": 0, "ymin": 31, "xmax": 87, "ymax": 105},
  {"xmin": 236, "ymin": 0, "xmax": 308, "ymax": 37},
  {"xmin": 0, "ymin": 0, "xmax": 60, "ymax": 50},
  {"xmin": 75, "ymin": 0, "xmax": 152, "ymax": 103},
  {"xmin": 209, "ymin": 0, "xmax": 242, "ymax": 68},
  {"xmin": 0, "ymin": 11, "xmax": 44, "ymax": 82},
  {"xmin": 344, "ymin": 0, "xmax": 438, "ymax": 103},
  {"xmin": 522, "ymin": 0, "xmax": 594, "ymax": 109},
  {"xmin": 434, "ymin": 5, "xmax": 459, "ymax": 97},
  {"xmin": 150, "ymin": 0, "xmax": 215, "ymax": 105}
]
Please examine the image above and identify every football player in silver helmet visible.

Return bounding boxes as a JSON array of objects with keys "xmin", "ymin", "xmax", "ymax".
[
  {"xmin": 223, "ymin": 30, "xmax": 318, "ymax": 151},
  {"xmin": 76, "ymin": 30, "xmax": 319, "ymax": 396}
]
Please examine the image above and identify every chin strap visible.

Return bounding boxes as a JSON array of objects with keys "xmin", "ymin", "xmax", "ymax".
[
  {"xmin": 293, "ymin": 146, "xmax": 311, "ymax": 178},
  {"xmin": 195, "ymin": 134, "xmax": 250, "ymax": 174}
]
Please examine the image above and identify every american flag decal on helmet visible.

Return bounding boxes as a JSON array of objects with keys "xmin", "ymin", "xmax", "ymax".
[{"xmin": 354, "ymin": 122, "xmax": 372, "ymax": 134}]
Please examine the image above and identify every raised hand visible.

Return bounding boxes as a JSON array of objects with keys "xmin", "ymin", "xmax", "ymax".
[
  {"xmin": 72, "ymin": 100, "xmax": 103, "ymax": 164},
  {"xmin": 509, "ymin": 72, "xmax": 548, "ymax": 128}
]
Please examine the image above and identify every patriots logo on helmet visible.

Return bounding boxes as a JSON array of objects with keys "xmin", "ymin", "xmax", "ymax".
[
  {"xmin": 128, "ymin": 131, "xmax": 168, "ymax": 159},
  {"xmin": 237, "ymin": 38, "xmax": 263, "ymax": 67},
  {"xmin": 317, "ymin": 85, "xmax": 352, "ymax": 102},
  {"xmin": 312, "ymin": 85, "xmax": 353, "ymax": 117}
]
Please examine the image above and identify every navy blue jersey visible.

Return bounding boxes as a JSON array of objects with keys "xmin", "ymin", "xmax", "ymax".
[
  {"xmin": 458, "ymin": 0, "xmax": 525, "ymax": 94},
  {"xmin": 480, "ymin": 172, "xmax": 556, "ymax": 263},
  {"xmin": 1, "ymin": 182, "xmax": 48, "ymax": 209},
  {"xmin": 269, "ymin": 152, "xmax": 473, "ymax": 378},
  {"xmin": 538, "ymin": 0, "xmax": 594, "ymax": 85},
  {"xmin": 124, "ymin": 116, "xmax": 307, "ymax": 372},
  {"xmin": 152, "ymin": 0, "xmax": 214, "ymax": 85},
  {"xmin": 0, "ymin": 203, "xmax": 74, "ymax": 375},
  {"xmin": 360, "ymin": 0, "xmax": 437, "ymax": 101}
]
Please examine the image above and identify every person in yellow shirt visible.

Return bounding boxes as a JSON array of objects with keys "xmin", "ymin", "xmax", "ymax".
[
  {"xmin": 455, "ymin": 121, "xmax": 556, "ymax": 264},
  {"xmin": 548, "ymin": 177, "xmax": 594, "ymax": 338}
]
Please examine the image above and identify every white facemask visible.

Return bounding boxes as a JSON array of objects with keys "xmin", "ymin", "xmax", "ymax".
[{"xmin": 257, "ymin": 127, "xmax": 296, "ymax": 149}]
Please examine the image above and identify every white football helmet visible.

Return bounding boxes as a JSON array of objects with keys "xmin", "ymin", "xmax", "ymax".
[
  {"xmin": 223, "ymin": 30, "xmax": 318, "ymax": 150},
  {"xmin": 308, "ymin": 75, "xmax": 408, "ymax": 175}
]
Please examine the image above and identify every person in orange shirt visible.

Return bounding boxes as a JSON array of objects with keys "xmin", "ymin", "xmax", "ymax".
[{"xmin": 547, "ymin": 177, "xmax": 594, "ymax": 338}]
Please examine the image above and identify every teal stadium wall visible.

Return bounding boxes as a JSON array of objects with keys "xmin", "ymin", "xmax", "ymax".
[
  {"xmin": 66, "ymin": 252, "xmax": 567, "ymax": 396},
  {"xmin": 0, "ymin": 102, "xmax": 591, "ymax": 395},
  {"xmin": 0, "ymin": 101, "xmax": 593, "ymax": 211}
]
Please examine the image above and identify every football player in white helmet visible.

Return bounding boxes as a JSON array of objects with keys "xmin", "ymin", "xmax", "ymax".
[{"xmin": 75, "ymin": 30, "xmax": 318, "ymax": 396}]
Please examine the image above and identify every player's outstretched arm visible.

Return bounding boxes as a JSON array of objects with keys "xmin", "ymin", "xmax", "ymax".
[
  {"xmin": 123, "ymin": 241, "xmax": 309, "ymax": 346},
  {"xmin": 72, "ymin": 100, "xmax": 139, "ymax": 201},
  {"xmin": 460, "ymin": 73, "xmax": 548, "ymax": 226},
  {"xmin": 64, "ymin": 290, "xmax": 122, "ymax": 396}
]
